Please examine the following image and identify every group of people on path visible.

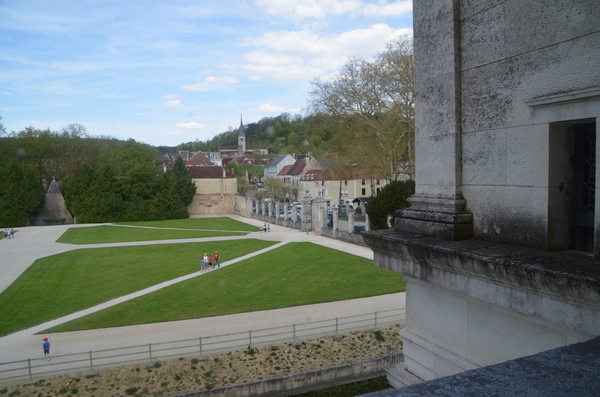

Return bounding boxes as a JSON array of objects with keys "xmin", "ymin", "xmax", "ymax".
[
  {"xmin": 259, "ymin": 223, "xmax": 270, "ymax": 232},
  {"xmin": 3, "ymin": 229, "xmax": 15, "ymax": 239},
  {"xmin": 200, "ymin": 251, "xmax": 221, "ymax": 273}
]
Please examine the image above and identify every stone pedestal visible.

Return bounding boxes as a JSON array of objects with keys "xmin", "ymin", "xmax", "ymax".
[{"xmin": 395, "ymin": 194, "xmax": 472, "ymax": 240}]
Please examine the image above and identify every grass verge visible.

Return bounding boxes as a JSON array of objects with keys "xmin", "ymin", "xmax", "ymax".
[
  {"xmin": 0, "ymin": 239, "xmax": 276, "ymax": 337},
  {"xmin": 46, "ymin": 242, "xmax": 405, "ymax": 333},
  {"xmin": 56, "ymin": 225, "xmax": 250, "ymax": 244},
  {"xmin": 115, "ymin": 217, "xmax": 259, "ymax": 231}
]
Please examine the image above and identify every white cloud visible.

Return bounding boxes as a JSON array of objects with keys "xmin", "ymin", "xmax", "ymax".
[
  {"xmin": 242, "ymin": 24, "xmax": 412, "ymax": 82},
  {"xmin": 255, "ymin": 0, "xmax": 411, "ymax": 20},
  {"xmin": 258, "ymin": 104, "xmax": 302, "ymax": 113},
  {"xmin": 162, "ymin": 94, "xmax": 181, "ymax": 100},
  {"xmin": 256, "ymin": 0, "xmax": 362, "ymax": 19},
  {"xmin": 174, "ymin": 122, "xmax": 206, "ymax": 130},
  {"xmin": 362, "ymin": 1, "xmax": 412, "ymax": 16},
  {"xmin": 164, "ymin": 99, "xmax": 181, "ymax": 107},
  {"xmin": 258, "ymin": 104, "xmax": 285, "ymax": 113},
  {"xmin": 182, "ymin": 76, "xmax": 240, "ymax": 92}
]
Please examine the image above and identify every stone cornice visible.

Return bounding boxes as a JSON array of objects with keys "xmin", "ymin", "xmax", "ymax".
[
  {"xmin": 362, "ymin": 230, "xmax": 600, "ymax": 335},
  {"xmin": 525, "ymin": 86, "xmax": 600, "ymax": 108}
]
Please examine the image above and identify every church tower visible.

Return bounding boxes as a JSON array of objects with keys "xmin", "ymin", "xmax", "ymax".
[{"xmin": 237, "ymin": 115, "xmax": 246, "ymax": 157}]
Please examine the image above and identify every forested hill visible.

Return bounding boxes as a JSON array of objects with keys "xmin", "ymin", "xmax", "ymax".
[{"xmin": 169, "ymin": 112, "xmax": 339, "ymax": 159}]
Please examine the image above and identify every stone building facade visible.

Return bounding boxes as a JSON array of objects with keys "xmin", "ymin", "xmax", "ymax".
[
  {"xmin": 363, "ymin": 0, "xmax": 600, "ymax": 387},
  {"xmin": 188, "ymin": 166, "xmax": 237, "ymax": 215}
]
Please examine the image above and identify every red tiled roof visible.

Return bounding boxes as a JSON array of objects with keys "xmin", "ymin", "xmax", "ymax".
[
  {"xmin": 187, "ymin": 166, "xmax": 235, "ymax": 179},
  {"xmin": 300, "ymin": 169, "xmax": 320, "ymax": 181},
  {"xmin": 278, "ymin": 165, "xmax": 293, "ymax": 176},
  {"xmin": 187, "ymin": 152, "xmax": 213, "ymax": 166},
  {"xmin": 288, "ymin": 159, "xmax": 307, "ymax": 176}
]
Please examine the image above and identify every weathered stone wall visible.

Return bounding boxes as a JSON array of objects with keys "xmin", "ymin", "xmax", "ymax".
[
  {"xmin": 321, "ymin": 228, "xmax": 366, "ymax": 247},
  {"xmin": 192, "ymin": 177, "xmax": 237, "ymax": 196},
  {"xmin": 455, "ymin": 1, "xmax": 600, "ymax": 248},
  {"xmin": 188, "ymin": 194, "xmax": 235, "ymax": 215},
  {"xmin": 366, "ymin": 0, "xmax": 600, "ymax": 389}
]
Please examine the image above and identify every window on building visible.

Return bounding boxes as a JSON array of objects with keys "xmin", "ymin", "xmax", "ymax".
[
  {"xmin": 344, "ymin": 180, "xmax": 348, "ymax": 186},
  {"xmin": 362, "ymin": 179, "xmax": 366, "ymax": 185},
  {"xmin": 376, "ymin": 179, "xmax": 380, "ymax": 185},
  {"xmin": 322, "ymin": 180, "xmax": 325, "ymax": 186},
  {"xmin": 376, "ymin": 188, "xmax": 381, "ymax": 195},
  {"xmin": 362, "ymin": 188, "xmax": 366, "ymax": 195}
]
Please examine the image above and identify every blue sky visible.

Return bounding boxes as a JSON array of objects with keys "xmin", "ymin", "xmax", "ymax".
[{"xmin": 0, "ymin": 0, "xmax": 412, "ymax": 147}]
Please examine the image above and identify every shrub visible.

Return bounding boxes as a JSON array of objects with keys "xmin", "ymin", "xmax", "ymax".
[
  {"xmin": 366, "ymin": 180, "xmax": 415, "ymax": 230},
  {"xmin": 125, "ymin": 386, "xmax": 140, "ymax": 395}
]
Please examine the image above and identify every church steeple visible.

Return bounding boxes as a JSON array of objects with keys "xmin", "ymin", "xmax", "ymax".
[{"xmin": 238, "ymin": 114, "xmax": 246, "ymax": 156}]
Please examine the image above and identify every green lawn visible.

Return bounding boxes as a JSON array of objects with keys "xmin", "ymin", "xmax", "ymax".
[
  {"xmin": 115, "ymin": 217, "xmax": 259, "ymax": 231},
  {"xmin": 56, "ymin": 225, "xmax": 250, "ymax": 244},
  {"xmin": 46, "ymin": 242, "xmax": 405, "ymax": 333},
  {"xmin": 0, "ymin": 239, "xmax": 277, "ymax": 337}
]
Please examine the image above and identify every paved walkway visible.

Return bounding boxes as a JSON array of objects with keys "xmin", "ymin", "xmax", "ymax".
[{"xmin": 0, "ymin": 215, "xmax": 405, "ymax": 363}]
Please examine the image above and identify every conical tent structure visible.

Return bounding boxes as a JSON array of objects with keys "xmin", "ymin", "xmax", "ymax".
[{"xmin": 35, "ymin": 177, "xmax": 74, "ymax": 225}]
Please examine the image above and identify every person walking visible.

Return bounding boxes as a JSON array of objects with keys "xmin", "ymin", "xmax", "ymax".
[
  {"xmin": 200, "ymin": 254, "xmax": 206, "ymax": 272},
  {"xmin": 42, "ymin": 338, "xmax": 50, "ymax": 360},
  {"xmin": 202, "ymin": 253, "xmax": 208, "ymax": 272},
  {"xmin": 208, "ymin": 255, "xmax": 213, "ymax": 270},
  {"xmin": 214, "ymin": 251, "xmax": 220, "ymax": 268}
]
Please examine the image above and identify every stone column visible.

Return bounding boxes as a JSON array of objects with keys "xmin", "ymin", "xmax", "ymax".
[
  {"xmin": 395, "ymin": 0, "xmax": 472, "ymax": 241},
  {"xmin": 333, "ymin": 210, "xmax": 339, "ymax": 232},
  {"xmin": 348, "ymin": 208, "xmax": 355, "ymax": 233},
  {"xmin": 300, "ymin": 193, "xmax": 312, "ymax": 233},
  {"xmin": 365, "ymin": 214, "xmax": 370, "ymax": 232},
  {"xmin": 312, "ymin": 196, "xmax": 328, "ymax": 234}
]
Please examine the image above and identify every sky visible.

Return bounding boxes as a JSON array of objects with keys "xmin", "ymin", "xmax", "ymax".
[{"xmin": 0, "ymin": 0, "xmax": 413, "ymax": 147}]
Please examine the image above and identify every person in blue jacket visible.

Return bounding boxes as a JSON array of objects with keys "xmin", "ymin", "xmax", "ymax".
[{"xmin": 42, "ymin": 337, "xmax": 50, "ymax": 360}]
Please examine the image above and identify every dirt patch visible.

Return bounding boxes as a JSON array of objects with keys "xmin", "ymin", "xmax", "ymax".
[{"xmin": 1, "ymin": 327, "xmax": 402, "ymax": 397}]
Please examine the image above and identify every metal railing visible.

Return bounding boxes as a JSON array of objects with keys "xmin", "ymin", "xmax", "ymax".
[{"xmin": 0, "ymin": 308, "xmax": 404, "ymax": 384}]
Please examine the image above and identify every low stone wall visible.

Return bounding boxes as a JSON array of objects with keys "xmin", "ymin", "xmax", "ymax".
[
  {"xmin": 321, "ymin": 228, "xmax": 367, "ymax": 247},
  {"xmin": 175, "ymin": 358, "xmax": 387, "ymax": 397}
]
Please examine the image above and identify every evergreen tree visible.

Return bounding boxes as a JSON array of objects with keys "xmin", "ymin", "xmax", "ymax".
[
  {"xmin": 0, "ymin": 162, "xmax": 45, "ymax": 227},
  {"xmin": 366, "ymin": 180, "xmax": 415, "ymax": 230},
  {"xmin": 63, "ymin": 163, "xmax": 97, "ymax": 218},
  {"xmin": 171, "ymin": 156, "xmax": 196, "ymax": 206}
]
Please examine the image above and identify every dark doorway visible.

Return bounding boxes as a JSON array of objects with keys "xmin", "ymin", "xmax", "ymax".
[{"xmin": 571, "ymin": 122, "xmax": 596, "ymax": 252}]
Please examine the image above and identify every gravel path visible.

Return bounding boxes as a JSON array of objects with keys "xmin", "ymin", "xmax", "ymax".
[{"xmin": 0, "ymin": 215, "xmax": 405, "ymax": 363}]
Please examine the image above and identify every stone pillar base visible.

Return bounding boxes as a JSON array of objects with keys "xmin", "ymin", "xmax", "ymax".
[{"xmin": 395, "ymin": 194, "xmax": 473, "ymax": 241}]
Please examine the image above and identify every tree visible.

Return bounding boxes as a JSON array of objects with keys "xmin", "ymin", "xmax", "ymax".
[
  {"xmin": 366, "ymin": 180, "xmax": 415, "ymax": 230},
  {"xmin": 308, "ymin": 34, "xmax": 414, "ymax": 181},
  {"xmin": 0, "ymin": 162, "xmax": 46, "ymax": 227},
  {"xmin": 252, "ymin": 149, "xmax": 263, "ymax": 160},
  {"xmin": 171, "ymin": 156, "xmax": 196, "ymax": 207},
  {"xmin": 0, "ymin": 112, "xmax": 6, "ymax": 137},
  {"xmin": 62, "ymin": 163, "xmax": 97, "ymax": 218},
  {"xmin": 240, "ymin": 163, "xmax": 264, "ymax": 183}
]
